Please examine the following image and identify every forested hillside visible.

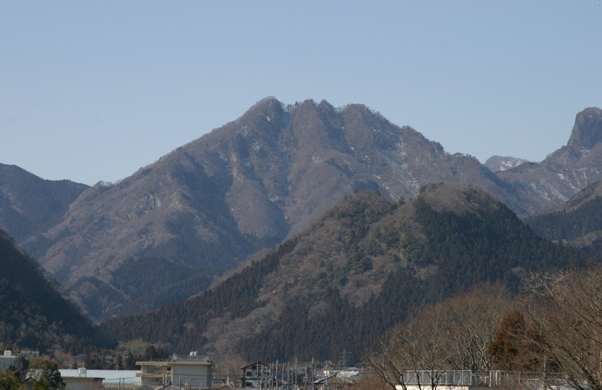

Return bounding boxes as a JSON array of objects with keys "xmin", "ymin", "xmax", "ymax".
[
  {"xmin": 526, "ymin": 196, "xmax": 602, "ymax": 241},
  {"xmin": 525, "ymin": 178, "xmax": 602, "ymax": 262},
  {"xmin": 65, "ymin": 257, "xmax": 215, "ymax": 320},
  {"xmin": 101, "ymin": 183, "xmax": 585, "ymax": 363},
  {"xmin": 0, "ymin": 229, "xmax": 112, "ymax": 353}
]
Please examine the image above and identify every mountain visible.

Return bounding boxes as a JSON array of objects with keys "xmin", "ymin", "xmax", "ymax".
[
  {"xmin": 0, "ymin": 164, "xmax": 88, "ymax": 242},
  {"xmin": 12, "ymin": 100, "xmax": 602, "ymax": 321},
  {"xmin": 495, "ymin": 107, "xmax": 602, "ymax": 209},
  {"xmin": 21, "ymin": 98, "xmax": 539, "ymax": 319},
  {"xmin": 485, "ymin": 155, "xmax": 529, "ymax": 172},
  {"xmin": 100, "ymin": 183, "xmax": 586, "ymax": 363},
  {"xmin": 0, "ymin": 228, "xmax": 111, "ymax": 353},
  {"xmin": 525, "ymin": 178, "xmax": 602, "ymax": 261}
]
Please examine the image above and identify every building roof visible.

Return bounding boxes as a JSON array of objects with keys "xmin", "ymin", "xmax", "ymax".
[
  {"xmin": 240, "ymin": 362, "xmax": 269, "ymax": 370},
  {"xmin": 62, "ymin": 377, "xmax": 105, "ymax": 383}
]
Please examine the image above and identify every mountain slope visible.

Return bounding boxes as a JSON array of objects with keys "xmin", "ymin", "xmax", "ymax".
[
  {"xmin": 0, "ymin": 229, "xmax": 110, "ymax": 353},
  {"xmin": 0, "ymin": 164, "xmax": 88, "ymax": 242},
  {"xmin": 525, "ymin": 178, "xmax": 602, "ymax": 261},
  {"xmin": 22, "ymin": 98, "xmax": 537, "ymax": 319},
  {"xmin": 101, "ymin": 183, "xmax": 585, "ymax": 363}
]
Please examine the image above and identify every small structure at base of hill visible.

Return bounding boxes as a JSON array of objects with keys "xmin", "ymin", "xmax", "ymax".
[
  {"xmin": 62, "ymin": 371, "xmax": 104, "ymax": 390},
  {"xmin": 240, "ymin": 362, "xmax": 270, "ymax": 388},
  {"xmin": 0, "ymin": 350, "xmax": 40, "ymax": 371}
]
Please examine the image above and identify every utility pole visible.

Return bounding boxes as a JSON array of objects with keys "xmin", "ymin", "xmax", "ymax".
[
  {"xmin": 311, "ymin": 358, "xmax": 314, "ymax": 390},
  {"xmin": 543, "ymin": 355, "xmax": 548, "ymax": 390},
  {"xmin": 339, "ymin": 348, "xmax": 352, "ymax": 369}
]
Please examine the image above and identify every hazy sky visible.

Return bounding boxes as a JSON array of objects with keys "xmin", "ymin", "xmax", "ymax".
[{"xmin": 2, "ymin": 1, "xmax": 601, "ymax": 186}]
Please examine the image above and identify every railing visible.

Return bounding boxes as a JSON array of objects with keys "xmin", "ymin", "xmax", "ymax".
[{"xmin": 401, "ymin": 370, "xmax": 571, "ymax": 388}]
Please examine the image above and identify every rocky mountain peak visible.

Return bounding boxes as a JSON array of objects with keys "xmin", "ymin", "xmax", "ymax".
[{"xmin": 567, "ymin": 107, "xmax": 602, "ymax": 149}]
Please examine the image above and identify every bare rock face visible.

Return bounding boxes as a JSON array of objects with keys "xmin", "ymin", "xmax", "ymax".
[{"xmin": 567, "ymin": 107, "xmax": 602, "ymax": 149}]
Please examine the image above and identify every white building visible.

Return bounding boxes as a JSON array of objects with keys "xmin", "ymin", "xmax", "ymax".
[
  {"xmin": 137, "ymin": 353, "xmax": 212, "ymax": 389},
  {"xmin": 60, "ymin": 369, "xmax": 140, "ymax": 389},
  {"xmin": 0, "ymin": 351, "xmax": 20, "ymax": 371}
]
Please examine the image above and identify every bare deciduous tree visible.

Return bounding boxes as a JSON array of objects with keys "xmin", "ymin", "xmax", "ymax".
[
  {"xmin": 364, "ymin": 284, "xmax": 512, "ymax": 390},
  {"xmin": 522, "ymin": 268, "xmax": 602, "ymax": 390}
]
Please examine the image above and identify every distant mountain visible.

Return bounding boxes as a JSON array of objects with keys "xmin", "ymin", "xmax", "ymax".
[
  {"xmin": 101, "ymin": 183, "xmax": 585, "ymax": 363},
  {"xmin": 0, "ymin": 164, "xmax": 88, "ymax": 242},
  {"xmin": 495, "ymin": 107, "xmax": 602, "ymax": 209},
  {"xmin": 0, "ymin": 229, "xmax": 110, "ymax": 353},
  {"xmin": 22, "ymin": 98, "xmax": 539, "ymax": 319},
  {"xmin": 485, "ymin": 155, "xmax": 529, "ymax": 172}
]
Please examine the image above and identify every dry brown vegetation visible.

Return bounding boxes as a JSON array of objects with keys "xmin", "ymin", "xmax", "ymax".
[
  {"xmin": 365, "ymin": 267, "xmax": 602, "ymax": 390},
  {"xmin": 519, "ymin": 268, "xmax": 602, "ymax": 390}
]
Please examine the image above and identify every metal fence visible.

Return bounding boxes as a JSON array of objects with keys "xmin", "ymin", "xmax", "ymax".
[{"xmin": 402, "ymin": 370, "xmax": 572, "ymax": 389}]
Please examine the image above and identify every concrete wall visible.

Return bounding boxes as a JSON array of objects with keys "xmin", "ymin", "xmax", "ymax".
[{"xmin": 171, "ymin": 363, "xmax": 212, "ymax": 387}]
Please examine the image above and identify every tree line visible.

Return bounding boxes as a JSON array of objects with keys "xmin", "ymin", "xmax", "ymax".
[
  {"xmin": 0, "ymin": 358, "xmax": 65, "ymax": 390},
  {"xmin": 365, "ymin": 267, "xmax": 602, "ymax": 390}
]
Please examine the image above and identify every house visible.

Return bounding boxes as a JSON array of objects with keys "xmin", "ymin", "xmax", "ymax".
[
  {"xmin": 240, "ymin": 362, "xmax": 270, "ymax": 388},
  {"xmin": 136, "ymin": 353, "xmax": 212, "ymax": 389},
  {"xmin": 0, "ymin": 351, "xmax": 20, "ymax": 371},
  {"xmin": 0, "ymin": 350, "xmax": 41, "ymax": 371},
  {"xmin": 20, "ymin": 350, "xmax": 40, "ymax": 360}
]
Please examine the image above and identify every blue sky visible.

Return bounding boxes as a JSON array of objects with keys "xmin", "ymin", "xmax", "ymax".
[{"xmin": 1, "ymin": 1, "xmax": 601, "ymax": 186}]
